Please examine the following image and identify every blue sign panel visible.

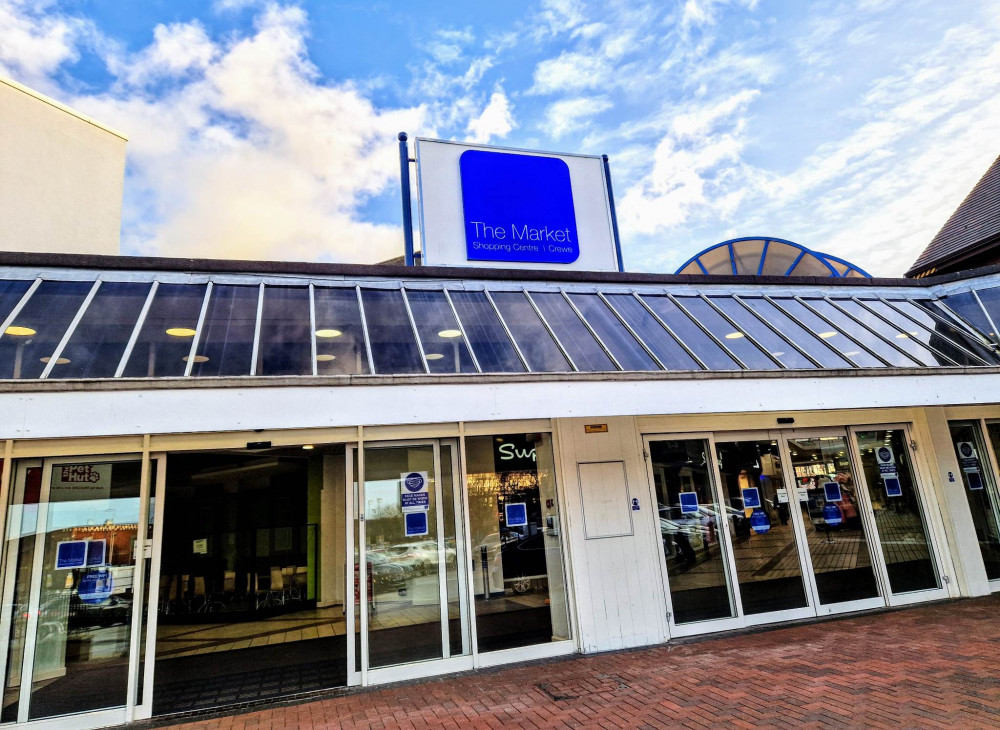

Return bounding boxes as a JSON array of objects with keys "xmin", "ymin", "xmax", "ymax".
[
  {"xmin": 404, "ymin": 511, "xmax": 428, "ymax": 537},
  {"xmin": 679, "ymin": 492, "xmax": 700, "ymax": 515},
  {"xmin": 505, "ymin": 502, "xmax": 528, "ymax": 527},
  {"xmin": 822, "ymin": 502, "xmax": 843, "ymax": 527},
  {"xmin": 967, "ymin": 471, "xmax": 984, "ymax": 491},
  {"xmin": 823, "ymin": 481, "xmax": 843, "ymax": 503},
  {"xmin": 78, "ymin": 569, "xmax": 113, "ymax": 605},
  {"xmin": 884, "ymin": 476, "xmax": 903, "ymax": 498},
  {"xmin": 56, "ymin": 540, "xmax": 87, "ymax": 569},
  {"xmin": 86, "ymin": 539, "xmax": 106, "ymax": 567},
  {"xmin": 741, "ymin": 487, "xmax": 762, "ymax": 509},
  {"xmin": 459, "ymin": 150, "xmax": 579, "ymax": 265},
  {"xmin": 749, "ymin": 507, "xmax": 771, "ymax": 534}
]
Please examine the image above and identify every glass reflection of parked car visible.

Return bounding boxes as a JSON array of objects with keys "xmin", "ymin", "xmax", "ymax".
[{"xmin": 366, "ymin": 552, "xmax": 407, "ymax": 591}]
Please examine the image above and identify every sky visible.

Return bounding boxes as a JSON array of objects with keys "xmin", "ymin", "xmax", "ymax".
[{"xmin": 1, "ymin": 0, "xmax": 998, "ymax": 276}]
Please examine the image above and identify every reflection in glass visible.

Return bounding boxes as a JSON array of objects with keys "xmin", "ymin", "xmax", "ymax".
[
  {"xmin": 51, "ymin": 281, "xmax": 152, "ymax": 379},
  {"xmin": 639, "ymin": 295, "xmax": 740, "ymax": 370},
  {"xmin": 488, "ymin": 292, "xmax": 570, "ymax": 371},
  {"xmin": 951, "ymin": 422, "xmax": 1000, "ymax": 580},
  {"xmin": 709, "ymin": 297, "xmax": 815, "ymax": 369},
  {"xmin": 801, "ymin": 299, "xmax": 917, "ymax": 367},
  {"xmin": 0, "ymin": 281, "xmax": 92, "ymax": 379},
  {"xmin": 360, "ymin": 289, "xmax": 425, "ymax": 374},
  {"xmin": 449, "ymin": 292, "xmax": 524, "ymax": 373},
  {"xmin": 121, "ymin": 283, "xmax": 208, "ymax": 378},
  {"xmin": 786, "ymin": 436, "xmax": 880, "ymax": 604},
  {"xmin": 529, "ymin": 293, "xmax": 616, "ymax": 371},
  {"xmin": 910, "ymin": 300, "xmax": 999, "ymax": 362},
  {"xmin": 464, "ymin": 434, "xmax": 570, "ymax": 652},
  {"xmin": 740, "ymin": 298, "xmax": 852, "ymax": 368},
  {"xmin": 675, "ymin": 297, "xmax": 777, "ymax": 369},
  {"xmin": 189, "ymin": 285, "xmax": 259, "ymax": 376},
  {"xmin": 256, "ymin": 286, "xmax": 312, "ymax": 376},
  {"xmin": 714, "ymin": 440, "xmax": 809, "ymax": 614},
  {"xmin": 313, "ymin": 287, "xmax": 370, "ymax": 375},
  {"xmin": 567, "ymin": 294, "xmax": 658, "ymax": 371},
  {"xmin": 833, "ymin": 299, "xmax": 944, "ymax": 366},
  {"xmin": 768, "ymin": 298, "xmax": 884, "ymax": 367},
  {"xmin": 855, "ymin": 429, "xmax": 941, "ymax": 593},
  {"xmin": 0, "ymin": 280, "xmax": 32, "ymax": 324},
  {"xmin": 648, "ymin": 439, "xmax": 734, "ymax": 624},
  {"xmin": 405, "ymin": 290, "xmax": 477, "ymax": 374},
  {"xmin": 602, "ymin": 294, "xmax": 700, "ymax": 370},
  {"xmin": 976, "ymin": 287, "xmax": 1000, "ymax": 332},
  {"xmin": 941, "ymin": 292, "xmax": 997, "ymax": 341}
]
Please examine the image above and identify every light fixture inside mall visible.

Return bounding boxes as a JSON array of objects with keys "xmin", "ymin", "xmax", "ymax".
[
  {"xmin": 40, "ymin": 356, "xmax": 70, "ymax": 365},
  {"xmin": 166, "ymin": 327, "xmax": 196, "ymax": 337},
  {"xmin": 724, "ymin": 332, "xmax": 744, "ymax": 339},
  {"xmin": 182, "ymin": 355, "xmax": 209, "ymax": 363},
  {"xmin": 4, "ymin": 325, "xmax": 36, "ymax": 336},
  {"xmin": 316, "ymin": 354, "xmax": 336, "ymax": 361},
  {"xmin": 819, "ymin": 331, "xmax": 837, "ymax": 338},
  {"xmin": 438, "ymin": 329, "xmax": 462, "ymax": 338},
  {"xmin": 302, "ymin": 445, "xmax": 314, "ymax": 450},
  {"xmin": 425, "ymin": 353, "xmax": 444, "ymax": 360},
  {"xmin": 771, "ymin": 351, "xmax": 785, "ymax": 357},
  {"xmin": 895, "ymin": 333, "xmax": 909, "ymax": 339},
  {"xmin": 844, "ymin": 351, "xmax": 860, "ymax": 357},
  {"xmin": 316, "ymin": 329, "xmax": 342, "ymax": 338}
]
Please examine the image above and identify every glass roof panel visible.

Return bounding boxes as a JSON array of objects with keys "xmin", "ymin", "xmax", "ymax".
[
  {"xmin": 313, "ymin": 287, "xmax": 369, "ymax": 375},
  {"xmin": 695, "ymin": 245, "xmax": 734, "ymax": 275},
  {"xmin": 603, "ymin": 294, "xmax": 700, "ymax": 370},
  {"xmin": 677, "ymin": 262, "xmax": 704, "ymax": 275},
  {"xmin": 122, "ymin": 283, "xmax": 207, "ymax": 378},
  {"xmin": 52, "ymin": 281, "xmax": 152, "ymax": 379},
  {"xmin": 802, "ymin": 299, "xmax": 923, "ymax": 367},
  {"xmin": 868, "ymin": 299, "xmax": 994, "ymax": 367},
  {"xmin": 529, "ymin": 292, "xmax": 616, "ymax": 371},
  {"xmin": 0, "ymin": 280, "xmax": 31, "ymax": 323},
  {"xmin": 758, "ymin": 241, "xmax": 801, "ymax": 276},
  {"xmin": 190, "ymin": 285, "xmax": 259, "ymax": 376},
  {"xmin": 256, "ymin": 286, "xmax": 312, "ymax": 376},
  {"xmin": 732, "ymin": 239, "xmax": 765, "ymax": 275},
  {"xmin": 739, "ymin": 297, "xmax": 851, "ymax": 368},
  {"xmin": 489, "ymin": 291, "xmax": 571, "ymax": 371},
  {"xmin": 940, "ymin": 292, "xmax": 996, "ymax": 340},
  {"xmin": 675, "ymin": 297, "xmax": 778, "ymax": 369},
  {"xmin": 360, "ymin": 288, "xmax": 425, "ymax": 374},
  {"xmin": 568, "ymin": 294, "xmax": 659, "ymax": 371},
  {"xmin": 787, "ymin": 252, "xmax": 834, "ymax": 277},
  {"xmin": 975, "ymin": 287, "xmax": 1000, "ymax": 335},
  {"xmin": 827, "ymin": 299, "xmax": 945, "ymax": 366},
  {"xmin": 767, "ymin": 298, "xmax": 884, "ymax": 367},
  {"xmin": 0, "ymin": 280, "xmax": 92, "ymax": 379},
  {"xmin": 449, "ymin": 291, "xmax": 524, "ymax": 373},
  {"xmin": 406, "ymin": 290, "xmax": 477, "ymax": 374},
  {"xmin": 911, "ymin": 300, "xmax": 999, "ymax": 358},
  {"xmin": 638, "ymin": 295, "xmax": 740, "ymax": 370},
  {"xmin": 709, "ymin": 297, "xmax": 815, "ymax": 369}
]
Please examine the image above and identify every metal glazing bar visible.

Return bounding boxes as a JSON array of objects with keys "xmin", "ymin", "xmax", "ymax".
[
  {"xmin": 442, "ymin": 289, "xmax": 481, "ymax": 373},
  {"xmin": 762, "ymin": 294, "xmax": 862, "ymax": 366},
  {"xmin": 399, "ymin": 287, "xmax": 431, "ymax": 374},
  {"xmin": 730, "ymin": 295, "xmax": 827, "ymax": 368},
  {"xmin": 115, "ymin": 280, "xmax": 158, "ymax": 378},
  {"xmin": 0, "ymin": 278, "xmax": 42, "ymax": 343},
  {"xmin": 850, "ymin": 297, "xmax": 961, "ymax": 366},
  {"xmin": 39, "ymin": 279, "xmax": 102, "ymax": 379},
  {"xmin": 522, "ymin": 289, "xmax": 577, "ymax": 371},
  {"xmin": 790, "ymin": 296, "xmax": 893, "ymax": 367},
  {"xmin": 825, "ymin": 297, "xmax": 931, "ymax": 366},
  {"xmin": 877, "ymin": 298, "xmax": 990, "ymax": 365},
  {"xmin": 667, "ymin": 293, "xmax": 749, "ymax": 369},
  {"xmin": 784, "ymin": 249, "xmax": 807, "ymax": 276},
  {"xmin": 973, "ymin": 289, "xmax": 1000, "ymax": 340},
  {"xmin": 698, "ymin": 294, "xmax": 783, "ymax": 369},
  {"xmin": 632, "ymin": 292, "xmax": 708, "ymax": 370},
  {"xmin": 560, "ymin": 290, "xmax": 623, "ymax": 371},
  {"xmin": 931, "ymin": 298, "xmax": 998, "ymax": 346},
  {"xmin": 483, "ymin": 289, "xmax": 532, "ymax": 372},
  {"xmin": 597, "ymin": 291, "xmax": 665, "ymax": 370},
  {"xmin": 727, "ymin": 242, "xmax": 738, "ymax": 275},
  {"xmin": 757, "ymin": 240, "xmax": 770, "ymax": 276},
  {"xmin": 308, "ymin": 284, "xmax": 318, "ymax": 376},
  {"xmin": 355, "ymin": 286, "xmax": 376, "ymax": 375},
  {"xmin": 250, "ymin": 282, "xmax": 265, "ymax": 375},
  {"xmin": 184, "ymin": 281, "xmax": 214, "ymax": 377}
]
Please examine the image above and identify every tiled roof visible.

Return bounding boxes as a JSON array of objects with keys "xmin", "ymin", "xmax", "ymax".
[{"xmin": 907, "ymin": 154, "xmax": 1000, "ymax": 277}]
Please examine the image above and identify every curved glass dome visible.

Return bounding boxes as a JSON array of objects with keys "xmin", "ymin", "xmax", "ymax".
[{"xmin": 676, "ymin": 237, "xmax": 871, "ymax": 278}]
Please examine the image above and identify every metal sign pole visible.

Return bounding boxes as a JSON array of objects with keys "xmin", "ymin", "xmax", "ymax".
[
  {"xmin": 602, "ymin": 154, "xmax": 624, "ymax": 272},
  {"xmin": 399, "ymin": 132, "xmax": 415, "ymax": 266}
]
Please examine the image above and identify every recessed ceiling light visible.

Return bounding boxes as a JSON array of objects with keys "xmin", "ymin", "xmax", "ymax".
[
  {"xmin": 844, "ymin": 351, "xmax": 860, "ymax": 356},
  {"xmin": 724, "ymin": 332, "xmax": 744, "ymax": 339},
  {"xmin": 438, "ymin": 329, "xmax": 462, "ymax": 338},
  {"xmin": 316, "ymin": 329, "xmax": 342, "ymax": 338},
  {"xmin": 316, "ymin": 354, "xmax": 336, "ymax": 362},
  {"xmin": 302, "ymin": 445, "xmax": 314, "ymax": 450},
  {"xmin": 40, "ymin": 356, "xmax": 70, "ymax": 365},
  {"xmin": 425, "ymin": 353, "xmax": 445, "ymax": 360},
  {"xmin": 182, "ymin": 355, "xmax": 209, "ymax": 363},
  {"xmin": 4, "ymin": 325, "xmax": 36, "ymax": 336},
  {"xmin": 895, "ymin": 333, "xmax": 909, "ymax": 339},
  {"xmin": 166, "ymin": 327, "xmax": 196, "ymax": 337},
  {"xmin": 819, "ymin": 331, "xmax": 837, "ymax": 338},
  {"xmin": 771, "ymin": 351, "xmax": 785, "ymax": 357}
]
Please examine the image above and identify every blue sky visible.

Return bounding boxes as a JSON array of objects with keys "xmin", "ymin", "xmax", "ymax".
[{"xmin": 1, "ymin": 0, "xmax": 998, "ymax": 275}]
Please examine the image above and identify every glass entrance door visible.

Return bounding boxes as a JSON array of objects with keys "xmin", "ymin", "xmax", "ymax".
[
  {"xmin": 948, "ymin": 421, "xmax": 1000, "ymax": 583},
  {"xmin": 349, "ymin": 441, "xmax": 470, "ymax": 682},
  {"xmin": 0, "ymin": 455, "xmax": 152, "ymax": 725}
]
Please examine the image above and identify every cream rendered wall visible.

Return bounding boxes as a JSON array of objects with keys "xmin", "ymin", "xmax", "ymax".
[{"xmin": 0, "ymin": 77, "xmax": 126, "ymax": 256}]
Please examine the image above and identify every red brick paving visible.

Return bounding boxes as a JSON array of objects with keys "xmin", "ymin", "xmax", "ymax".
[{"xmin": 157, "ymin": 596, "xmax": 1000, "ymax": 729}]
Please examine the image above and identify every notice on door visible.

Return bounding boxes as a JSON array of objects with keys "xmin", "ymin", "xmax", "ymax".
[
  {"xmin": 400, "ymin": 471, "xmax": 430, "ymax": 512},
  {"xmin": 50, "ymin": 463, "xmax": 112, "ymax": 502}
]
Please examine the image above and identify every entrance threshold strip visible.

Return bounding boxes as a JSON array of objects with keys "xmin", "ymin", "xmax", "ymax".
[{"xmin": 120, "ymin": 596, "xmax": 964, "ymax": 730}]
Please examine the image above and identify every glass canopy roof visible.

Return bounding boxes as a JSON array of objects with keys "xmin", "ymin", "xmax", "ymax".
[
  {"xmin": 676, "ymin": 238, "xmax": 872, "ymax": 278},
  {"xmin": 0, "ymin": 271, "xmax": 998, "ymax": 380}
]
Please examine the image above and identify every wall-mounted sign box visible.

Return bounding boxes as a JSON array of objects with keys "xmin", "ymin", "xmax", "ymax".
[{"xmin": 584, "ymin": 424, "xmax": 608, "ymax": 434}]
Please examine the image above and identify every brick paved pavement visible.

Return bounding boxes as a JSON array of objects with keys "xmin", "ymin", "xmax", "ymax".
[{"xmin": 154, "ymin": 595, "xmax": 1000, "ymax": 730}]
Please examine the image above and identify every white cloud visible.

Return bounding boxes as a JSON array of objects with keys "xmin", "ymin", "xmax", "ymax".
[
  {"xmin": 543, "ymin": 96, "xmax": 613, "ymax": 139},
  {"xmin": 530, "ymin": 51, "xmax": 613, "ymax": 95},
  {"xmin": 466, "ymin": 88, "xmax": 515, "ymax": 143},
  {"xmin": 0, "ymin": 0, "xmax": 82, "ymax": 87}
]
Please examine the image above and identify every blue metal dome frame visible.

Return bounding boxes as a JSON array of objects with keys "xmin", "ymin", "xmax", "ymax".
[{"xmin": 676, "ymin": 237, "xmax": 872, "ymax": 278}]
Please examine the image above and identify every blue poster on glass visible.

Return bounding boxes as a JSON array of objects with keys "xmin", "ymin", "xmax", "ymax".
[
  {"xmin": 505, "ymin": 502, "xmax": 528, "ymax": 527},
  {"xmin": 679, "ymin": 492, "xmax": 700, "ymax": 515},
  {"xmin": 55, "ymin": 540, "xmax": 87, "ymax": 569},
  {"xmin": 741, "ymin": 487, "xmax": 762, "ymax": 509},
  {"xmin": 823, "ymin": 482, "xmax": 842, "ymax": 503},
  {"xmin": 85, "ymin": 539, "xmax": 106, "ymax": 567},
  {"xmin": 884, "ymin": 476, "xmax": 903, "ymax": 498},
  {"xmin": 77, "ymin": 569, "xmax": 113, "ymax": 605},
  {"xmin": 967, "ymin": 471, "xmax": 984, "ymax": 491},
  {"xmin": 404, "ymin": 511, "xmax": 428, "ymax": 537}
]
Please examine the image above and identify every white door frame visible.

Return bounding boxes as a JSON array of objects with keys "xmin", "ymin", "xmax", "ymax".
[{"xmin": 975, "ymin": 418, "xmax": 1000, "ymax": 592}]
